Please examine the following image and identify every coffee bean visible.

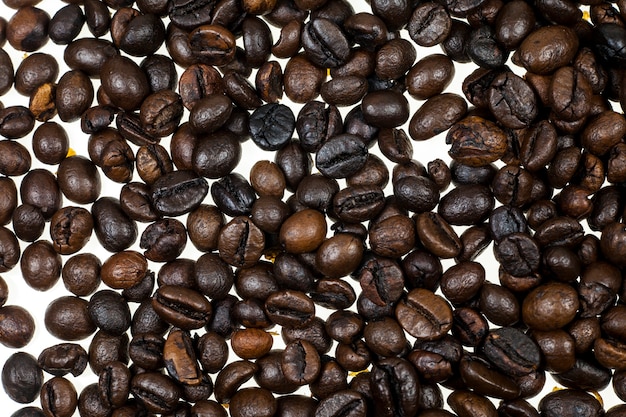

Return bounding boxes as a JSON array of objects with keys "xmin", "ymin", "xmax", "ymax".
[{"xmin": 2, "ymin": 352, "xmax": 42, "ymax": 404}]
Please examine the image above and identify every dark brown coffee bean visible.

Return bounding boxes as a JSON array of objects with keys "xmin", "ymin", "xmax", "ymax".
[
  {"xmin": 214, "ymin": 360, "xmax": 258, "ymax": 404},
  {"xmin": 512, "ymin": 25, "xmax": 579, "ymax": 74},
  {"xmin": 0, "ymin": 306, "xmax": 35, "ymax": 348},
  {"xmin": 152, "ymin": 285, "xmax": 212, "ymax": 330},
  {"xmin": 396, "ymin": 288, "xmax": 453, "ymax": 340},
  {"xmin": 37, "ymin": 343, "xmax": 88, "ymax": 377},
  {"xmin": 57, "ymin": 156, "xmax": 101, "ymax": 204},
  {"xmin": 265, "ymin": 290, "xmax": 315, "ymax": 328},
  {"xmin": 131, "ymin": 372, "xmax": 181, "ymax": 414},
  {"xmin": 0, "ymin": 140, "xmax": 31, "ymax": 176},
  {"xmin": 61, "ymin": 254, "xmax": 101, "ymax": 297},
  {"xmin": 101, "ymin": 55, "xmax": 150, "ymax": 111},
  {"xmin": 20, "ymin": 240, "xmax": 62, "ymax": 291},
  {"xmin": 188, "ymin": 24, "xmax": 236, "ymax": 66},
  {"xmin": 438, "ymin": 184, "xmax": 493, "ymax": 225},
  {"xmin": 539, "ymin": 390, "xmax": 603, "ymax": 417},
  {"xmin": 0, "ymin": 226, "xmax": 20, "ymax": 273},
  {"xmin": 279, "ymin": 209, "xmax": 326, "ymax": 254},
  {"xmin": 369, "ymin": 358, "xmax": 419, "ymax": 417},
  {"xmin": 447, "ymin": 116, "xmax": 507, "ymax": 166},
  {"xmin": 44, "ymin": 296, "xmax": 96, "ymax": 341},
  {"xmin": 407, "ymin": 3, "xmax": 450, "ymax": 47},
  {"xmin": 2, "ymin": 352, "xmax": 42, "ymax": 404},
  {"xmin": 40, "ymin": 376, "xmax": 78, "ymax": 417},
  {"xmin": 459, "ymin": 354, "xmax": 520, "ymax": 399},
  {"xmin": 522, "ymin": 282, "xmax": 579, "ymax": 331},
  {"xmin": 151, "ymin": 170, "xmax": 209, "ymax": 216},
  {"xmin": 415, "ymin": 212, "xmax": 462, "ymax": 259}
]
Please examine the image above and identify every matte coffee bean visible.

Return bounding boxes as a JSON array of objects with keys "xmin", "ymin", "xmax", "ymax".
[
  {"xmin": 2, "ymin": 352, "xmax": 42, "ymax": 404},
  {"xmin": 316, "ymin": 134, "xmax": 368, "ymax": 179}
]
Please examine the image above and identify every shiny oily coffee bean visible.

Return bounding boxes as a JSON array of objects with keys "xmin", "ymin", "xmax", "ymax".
[
  {"xmin": 152, "ymin": 285, "xmax": 212, "ymax": 330},
  {"xmin": 151, "ymin": 170, "xmax": 209, "ymax": 216},
  {"xmin": 281, "ymin": 340, "xmax": 321, "ymax": 385},
  {"xmin": 370, "ymin": 358, "xmax": 420, "ymax": 417},
  {"xmin": 12, "ymin": 204, "xmax": 44, "ymax": 242},
  {"xmin": 448, "ymin": 390, "xmax": 497, "ymax": 417},
  {"xmin": 37, "ymin": 343, "xmax": 88, "ymax": 377},
  {"xmin": 459, "ymin": 354, "xmax": 520, "ymax": 399},
  {"xmin": 214, "ymin": 361, "xmax": 258, "ymax": 404},
  {"xmin": 44, "ymin": 296, "xmax": 96, "ymax": 341},
  {"xmin": 315, "ymin": 390, "xmax": 366, "ymax": 417},
  {"xmin": 40, "ymin": 376, "xmax": 78, "ymax": 417},
  {"xmin": 539, "ymin": 390, "xmax": 603, "ymax": 417},
  {"xmin": 131, "ymin": 372, "xmax": 181, "ymax": 414},
  {"xmin": 265, "ymin": 290, "xmax": 315, "ymax": 328},
  {"xmin": 409, "ymin": 93, "xmax": 468, "ymax": 142},
  {"xmin": 97, "ymin": 361, "xmax": 130, "ymax": 409},
  {"xmin": 522, "ymin": 282, "xmax": 579, "ymax": 331}
]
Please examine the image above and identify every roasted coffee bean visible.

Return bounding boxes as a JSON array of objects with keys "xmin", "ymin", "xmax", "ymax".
[
  {"xmin": 40, "ymin": 376, "xmax": 77, "ymax": 417},
  {"xmin": 88, "ymin": 290, "xmax": 131, "ymax": 336},
  {"xmin": 44, "ymin": 296, "xmax": 96, "ymax": 341},
  {"xmin": 151, "ymin": 170, "xmax": 209, "ymax": 216},
  {"xmin": 218, "ymin": 216, "xmax": 265, "ymax": 268},
  {"xmin": 214, "ymin": 361, "xmax": 257, "ymax": 404},
  {"xmin": 396, "ymin": 288, "xmax": 453, "ymax": 341},
  {"xmin": 2, "ymin": 352, "xmax": 42, "ymax": 404},
  {"xmin": 7, "ymin": 6, "xmax": 49, "ymax": 51},
  {"xmin": 459, "ymin": 354, "xmax": 520, "ymax": 399},
  {"xmin": 514, "ymin": 26, "xmax": 579, "ymax": 74},
  {"xmin": 316, "ymin": 233, "xmax": 364, "ymax": 278},
  {"xmin": 415, "ymin": 212, "xmax": 462, "ymax": 259},
  {"xmin": 131, "ymin": 372, "xmax": 181, "ymax": 414},
  {"xmin": 37, "ymin": 343, "xmax": 88, "ymax": 377},
  {"xmin": 494, "ymin": 233, "xmax": 541, "ymax": 277},
  {"xmin": 315, "ymin": 134, "xmax": 368, "ymax": 179},
  {"xmin": 482, "ymin": 327, "xmax": 541, "ymax": 376},
  {"xmin": 152, "ymin": 285, "xmax": 211, "ymax": 330},
  {"xmin": 479, "ymin": 283, "xmax": 520, "ymax": 326},
  {"xmin": 265, "ymin": 290, "xmax": 315, "ymax": 328},
  {"xmin": 91, "ymin": 197, "xmax": 137, "ymax": 252},
  {"xmin": 489, "ymin": 72, "xmax": 538, "ymax": 128},
  {"xmin": 440, "ymin": 262, "xmax": 485, "ymax": 305},
  {"xmin": 140, "ymin": 218, "xmax": 186, "ymax": 263},
  {"xmin": 188, "ymin": 24, "xmax": 236, "ymax": 66},
  {"xmin": 0, "ymin": 140, "xmax": 31, "ymax": 177},
  {"xmin": 370, "ymin": 358, "xmax": 419, "ymax": 417},
  {"xmin": 0, "ymin": 305, "xmax": 33, "ymax": 349},
  {"xmin": 301, "ymin": 18, "xmax": 349, "ymax": 68},
  {"xmin": 447, "ymin": 116, "xmax": 507, "ymax": 166},
  {"xmin": 522, "ymin": 282, "xmax": 579, "ymax": 331},
  {"xmin": 20, "ymin": 240, "xmax": 62, "ymax": 291},
  {"xmin": 539, "ymin": 390, "xmax": 603, "ymax": 417}
]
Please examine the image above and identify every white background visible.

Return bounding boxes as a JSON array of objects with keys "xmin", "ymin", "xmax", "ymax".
[{"xmin": 0, "ymin": 0, "xmax": 621, "ymax": 415}]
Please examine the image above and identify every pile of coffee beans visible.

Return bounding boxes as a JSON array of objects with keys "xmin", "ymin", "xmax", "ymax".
[{"xmin": 1, "ymin": 0, "xmax": 626, "ymax": 415}]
